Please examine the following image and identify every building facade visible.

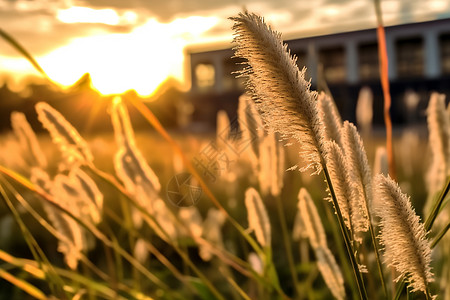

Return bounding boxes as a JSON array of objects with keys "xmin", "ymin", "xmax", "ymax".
[{"xmin": 188, "ymin": 18, "xmax": 450, "ymax": 126}]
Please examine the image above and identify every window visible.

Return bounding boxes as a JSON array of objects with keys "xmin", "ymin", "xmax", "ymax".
[
  {"xmin": 195, "ymin": 63, "xmax": 215, "ymax": 89},
  {"xmin": 358, "ymin": 42, "xmax": 379, "ymax": 80},
  {"xmin": 319, "ymin": 46, "xmax": 346, "ymax": 82},
  {"xmin": 396, "ymin": 37, "xmax": 424, "ymax": 78},
  {"xmin": 440, "ymin": 33, "xmax": 450, "ymax": 74}
]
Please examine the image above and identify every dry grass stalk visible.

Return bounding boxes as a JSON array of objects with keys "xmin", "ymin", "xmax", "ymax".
[
  {"xmin": 31, "ymin": 168, "xmax": 83, "ymax": 270},
  {"xmin": 374, "ymin": 174, "xmax": 434, "ymax": 295},
  {"xmin": 238, "ymin": 94, "xmax": 285, "ymax": 196},
  {"xmin": 200, "ymin": 208, "xmax": 226, "ymax": 261},
  {"xmin": 297, "ymin": 188, "xmax": 345, "ymax": 300},
  {"xmin": 178, "ymin": 206, "xmax": 203, "ymax": 239},
  {"xmin": 326, "ymin": 141, "xmax": 366, "ymax": 241},
  {"xmin": 35, "ymin": 102, "xmax": 93, "ymax": 165},
  {"xmin": 341, "ymin": 122, "xmax": 370, "ymax": 230},
  {"xmin": 258, "ymin": 132, "xmax": 285, "ymax": 197},
  {"xmin": 10, "ymin": 112, "xmax": 47, "ymax": 169},
  {"xmin": 373, "ymin": 146, "xmax": 388, "ymax": 177},
  {"xmin": 231, "ymin": 12, "xmax": 325, "ymax": 174},
  {"xmin": 245, "ymin": 187, "xmax": 271, "ymax": 248},
  {"xmin": 238, "ymin": 94, "xmax": 265, "ymax": 163},
  {"xmin": 110, "ymin": 97, "xmax": 161, "ymax": 228},
  {"xmin": 317, "ymin": 92, "xmax": 343, "ymax": 147},
  {"xmin": 297, "ymin": 188, "xmax": 327, "ymax": 248},
  {"xmin": 316, "ymin": 247, "xmax": 346, "ymax": 300},
  {"xmin": 216, "ymin": 110, "xmax": 231, "ymax": 151},
  {"xmin": 426, "ymin": 92, "xmax": 450, "ymax": 195}
]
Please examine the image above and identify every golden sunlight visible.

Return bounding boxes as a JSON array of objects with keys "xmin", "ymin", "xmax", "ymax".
[
  {"xmin": 57, "ymin": 7, "xmax": 122, "ymax": 25},
  {"xmin": 2, "ymin": 15, "xmax": 218, "ymax": 97}
]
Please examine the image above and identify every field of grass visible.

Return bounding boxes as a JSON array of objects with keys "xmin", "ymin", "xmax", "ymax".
[{"xmin": 0, "ymin": 10, "xmax": 449, "ymax": 300}]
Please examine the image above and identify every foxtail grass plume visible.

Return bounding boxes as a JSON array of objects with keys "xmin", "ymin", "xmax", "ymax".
[
  {"xmin": 245, "ymin": 187, "xmax": 271, "ymax": 248},
  {"xmin": 200, "ymin": 208, "xmax": 226, "ymax": 261},
  {"xmin": 53, "ymin": 168, "xmax": 102, "ymax": 226},
  {"xmin": 292, "ymin": 208, "xmax": 307, "ymax": 242},
  {"xmin": 215, "ymin": 109, "xmax": 238, "ymax": 183},
  {"xmin": 326, "ymin": 141, "xmax": 367, "ymax": 241},
  {"xmin": 133, "ymin": 238, "xmax": 149, "ymax": 264},
  {"xmin": 317, "ymin": 92, "xmax": 343, "ymax": 147},
  {"xmin": 231, "ymin": 12, "xmax": 325, "ymax": 173},
  {"xmin": 398, "ymin": 130, "xmax": 420, "ymax": 177},
  {"xmin": 258, "ymin": 132, "xmax": 285, "ymax": 197},
  {"xmin": 52, "ymin": 169, "xmax": 102, "ymax": 250},
  {"xmin": 238, "ymin": 94, "xmax": 265, "ymax": 165},
  {"xmin": 374, "ymin": 174, "xmax": 434, "ymax": 295},
  {"xmin": 297, "ymin": 188, "xmax": 327, "ymax": 248},
  {"xmin": 248, "ymin": 252, "xmax": 263, "ymax": 275},
  {"xmin": 31, "ymin": 168, "xmax": 83, "ymax": 269},
  {"xmin": 216, "ymin": 110, "xmax": 231, "ymax": 150},
  {"xmin": 355, "ymin": 86, "xmax": 373, "ymax": 135},
  {"xmin": 238, "ymin": 94, "xmax": 285, "ymax": 196},
  {"xmin": 110, "ymin": 97, "xmax": 161, "ymax": 228},
  {"xmin": 178, "ymin": 206, "xmax": 203, "ymax": 239},
  {"xmin": 11, "ymin": 112, "xmax": 47, "ymax": 169},
  {"xmin": 426, "ymin": 92, "xmax": 450, "ymax": 195},
  {"xmin": 0, "ymin": 134, "xmax": 27, "ymax": 171},
  {"xmin": 296, "ymin": 188, "xmax": 345, "ymax": 300},
  {"xmin": 35, "ymin": 102, "xmax": 93, "ymax": 165},
  {"xmin": 373, "ymin": 146, "xmax": 388, "ymax": 177},
  {"xmin": 315, "ymin": 247, "xmax": 346, "ymax": 300},
  {"xmin": 72, "ymin": 168, "xmax": 103, "ymax": 217},
  {"xmin": 152, "ymin": 198, "xmax": 178, "ymax": 241},
  {"xmin": 341, "ymin": 121, "xmax": 370, "ymax": 229}
]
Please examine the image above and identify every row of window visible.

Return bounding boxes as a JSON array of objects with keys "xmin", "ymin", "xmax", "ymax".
[
  {"xmin": 308, "ymin": 33, "xmax": 450, "ymax": 83},
  {"xmin": 194, "ymin": 33, "xmax": 450, "ymax": 90}
]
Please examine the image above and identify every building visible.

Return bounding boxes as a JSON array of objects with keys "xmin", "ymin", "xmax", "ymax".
[{"xmin": 187, "ymin": 17, "xmax": 450, "ymax": 127}]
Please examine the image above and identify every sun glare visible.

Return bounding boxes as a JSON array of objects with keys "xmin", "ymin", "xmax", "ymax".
[
  {"xmin": 57, "ymin": 6, "xmax": 121, "ymax": 25},
  {"xmin": 3, "ymin": 14, "xmax": 218, "ymax": 97}
]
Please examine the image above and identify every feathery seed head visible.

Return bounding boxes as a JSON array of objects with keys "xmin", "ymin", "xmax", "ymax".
[
  {"xmin": 216, "ymin": 110, "xmax": 231, "ymax": 150},
  {"xmin": 238, "ymin": 94, "xmax": 266, "ymax": 161},
  {"xmin": 11, "ymin": 112, "xmax": 47, "ymax": 169},
  {"xmin": 258, "ymin": 132, "xmax": 285, "ymax": 197},
  {"xmin": 316, "ymin": 247, "xmax": 346, "ymax": 300},
  {"xmin": 231, "ymin": 12, "xmax": 325, "ymax": 173},
  {"xmin": 326, "ymin": 141, "xmax": 368, "ymax": 241},
  {"xmin": 297, "ymin": 188, "xmax": 327, "ymax": 248},
  {"xmin": 317, "ymin": 92, "xmax": 343, "ymax": 146},
  {"xmin": 341, "ymin": 121, "xmax": 370, "ymax": 229},
  {"xmin": 245, "ymin": 187, "xmax": 271, "ymax": 248},
  {"xmin": 35, "ymin": 102, "xmax": 93, "ymax": 165},
  {"xmin": 426, "ymin": 92, "xmax": 450, "ymax": 194},
  {"xmin": 200, "ymin": 208, "xmax": 226, "ymax": 261},
  {"xmin": 31, "ymin": 168, "xmax": 84, "ymax": 269},
  {"xmin": 179, "ymin": 206, "xmax": 203, "ymax": 239},
  {"xmin": 374, "ymin": 174, "xmax": 434, "ymax": 295},
  {"xmin": 373, "ymin": 146, "xmax": 388, "ymax": 177}
]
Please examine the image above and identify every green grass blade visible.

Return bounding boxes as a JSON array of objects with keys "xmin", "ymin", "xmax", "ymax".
[
  {"xmin": 0, "ymin": 28, "xmax": 49, "ymax": 79},
  {"xmin": 0, "ymin": 177, "xmax": 69, "ymax": 298},
  {"xmin": 0, "ymin": 269, "xmax": 47, "ymax": 300}
]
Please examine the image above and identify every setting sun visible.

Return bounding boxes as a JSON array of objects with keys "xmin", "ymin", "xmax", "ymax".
[{"xmin": 2, "ymin": 12, "xmax": 218, "ymax": 97}]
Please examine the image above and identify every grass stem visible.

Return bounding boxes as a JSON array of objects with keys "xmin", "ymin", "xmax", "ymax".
[
  {"xmin": 274, "ymin": 194, "xmax": 300, "ymax": 296},
  {"xmin": 322, "ymin": 164, "xmax": 368, "ymax": 300}
]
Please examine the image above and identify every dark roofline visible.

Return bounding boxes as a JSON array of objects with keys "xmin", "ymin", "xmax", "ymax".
[{"xmin": 187, "ymin": 16, "xmax": 450, "ymax": 55}]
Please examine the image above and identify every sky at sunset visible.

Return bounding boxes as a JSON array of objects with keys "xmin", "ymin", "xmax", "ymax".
[{"xmin": 1, "ymin": 0, "xmax": 449, "ymax": 96}]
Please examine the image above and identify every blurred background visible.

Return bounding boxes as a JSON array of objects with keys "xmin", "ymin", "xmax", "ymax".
[
  {"xmin": 0, "ymin": 0, "xmax": 449, "ymax": 133},
  {"xmin": 1, "ymin": 2, "xmax": 450, "ymax": 298}
]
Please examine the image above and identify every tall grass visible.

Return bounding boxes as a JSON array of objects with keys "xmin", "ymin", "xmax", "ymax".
[{"xmin": 0, "ymin": 11, "xmax": 449, "ymax": 300}]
